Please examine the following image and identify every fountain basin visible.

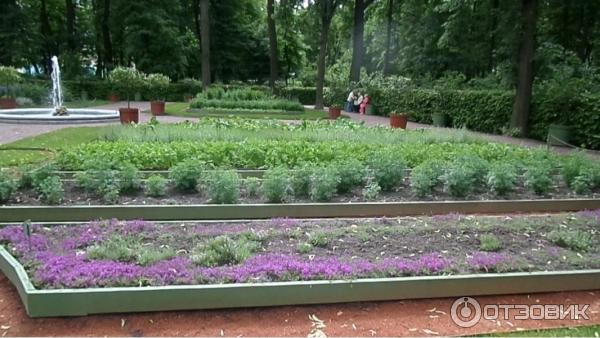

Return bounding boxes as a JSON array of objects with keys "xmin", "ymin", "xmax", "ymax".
[{"xmin": 0, "ymin": 108, "xmax": 120, "ymax": 124}]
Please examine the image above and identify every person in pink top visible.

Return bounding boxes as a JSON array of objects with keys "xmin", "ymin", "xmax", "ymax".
[{"xmin": 359, "ymin": 93, "xmax": 370, "ymax": 115}]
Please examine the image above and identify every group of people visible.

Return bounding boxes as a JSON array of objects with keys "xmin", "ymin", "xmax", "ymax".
[{"xmin": 346, "ymin": 90, "xmax": 371, "ymax": 115}]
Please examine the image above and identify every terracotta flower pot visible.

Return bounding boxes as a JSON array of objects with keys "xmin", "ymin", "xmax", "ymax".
[
  {"xmin": 390, "ymin": 114, "xmax": 408, "ymax": 129},
  {"xmin": 185, "ymin": 95, "xmax": 194, "ymax": 102},
  {"xmin": 0, "ymin": 98, "xmax": 17, "ymax": 109},
  {"xmin": 150, "ymin": 101, "xmax": 166, "ymax": 116},
  {"xmin": 108, "ymin": 94, "xmax": 119, "ymax": 103},
  {"xmin": 328, "ymin": 106, "xmax": 341, "ymax": 120},
  {"xmin": 119, "ymin": 107, "xmax": 139, "ymax": 124}
]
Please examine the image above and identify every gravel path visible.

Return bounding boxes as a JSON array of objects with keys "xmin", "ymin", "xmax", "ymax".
[{"xmin": 0, "ymin": 102, "xmax": 196, "ymax": 145}]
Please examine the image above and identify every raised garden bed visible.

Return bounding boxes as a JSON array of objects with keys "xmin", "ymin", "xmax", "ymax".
[{"xmin": 1, "ymin": 212, "xmax": 599, "ymax": 317}]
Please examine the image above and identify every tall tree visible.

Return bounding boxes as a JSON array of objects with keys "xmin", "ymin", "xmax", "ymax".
[
  {"xmin": 267, "ymin": 0, "xmax": 279, "ymax": 89},
  {"xmin": 200, "ymin": 0, "xmax": 210, "ymax": 88},
  {"xmin": 511, "ymin": 0, "xmax": 538, "ymax": 136},
  {"xmin": 101, "ymin": 0, "xmax": 113, "ymax": 73},
  {"xmin": 315, "ymin": 0, "xmax": 343, "ymax": 109},
  {"xmin": 382, "ymin": 0, "xmax": 395, "ymax": 75},
  {"xmin": 40, "ymin": 0, "xmax": 55, "ymax": 73},
  {"xmin": 349, "ymin": 0, "xmax": 374, "ymax": 82},
  {"xmin": 65, "ymin": 0, "xmax": 76, "ymax": 51}
]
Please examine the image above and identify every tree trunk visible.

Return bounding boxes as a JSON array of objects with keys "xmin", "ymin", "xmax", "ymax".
[
  {"xmin": 65, "ymin": 0, "xmax": 76, "ymax": 50},
  {"xmin": 267, "ymin": 0, "xmax": 279, "ymax": 89},
  {"xmin": 102, "ymin": 0, "xmax": 113, "ymax": 73},
  {"xmin": 488, "ymin": 0, "xmax": 499, "ymax": 72},
  {"xmin": 200, "ymin": 0, "xmax": 211, "ymax": 88},
  {"xmin": 40, "ymin": 0, "xmax": 54, "ymax": 73},
  {"xmin": 511, "ymin": 0, "xmax": 538, "ymax": 136},
  {"xmin": 315, "ymin": 17, "xmax": 332, "ymax": 110},
  {"xmin": 349, "ymin": 0, "xmax": 367, "ymax": 83},
  {"xmin": 382, "ymin": 0, "xmax": 394, "ymax": 75}
]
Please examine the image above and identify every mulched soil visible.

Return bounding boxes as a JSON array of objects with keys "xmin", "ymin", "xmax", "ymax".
[
  {"xmin": 0, "ymin": 274, "xmax": 597, "ymax": 336},
  {"xmin": 8, "ymin": 179, "xmax": 600, "ymax": 206}
]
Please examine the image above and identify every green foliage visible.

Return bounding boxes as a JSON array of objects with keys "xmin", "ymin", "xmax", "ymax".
[
  {"xmin": 411, "ymin": 160, "xmax": 444, "ymax": 197},
  {"xmin": 0, "ymin": 171, "xmax": 17, "ymax": 203},
  {"xmin": 443, "ymin": 155, "xmax": 489, "ymax": 197},
  {"xmin": 108, "ymin": 67, "xmax": 145, "ymax": 104},
  {"xmin": 277, "ymin": 87, "xmax": 316, "ymax": 105},
  {"xmin": 479, "ymin": 234, "xmax": 503, "ymax": 252},
  {"xmin": 296, "ymin": 242, "xmax": 313, "ymax": 254},
  {"xmin": 308, "ymin": 231, "xmax": 330, "ymax": 248},
  {"xmin": 145, "ymin": 175, "xmax": 168, "ymax": 197},
  {"xmin": 291, "ymin": 164, "xmax": 314, "ymax": 197},
  {"xmin": 200, "ymin": 170, "xmax": 240, "ymax": 204},
  {"xmin": 263, "ymin": 167, "xmax": 293, "ymax": 203},
  {"xmin": 74, "ymin": 161, "xmax": 121, "ymax": 203},
  {"xmin": 192, "ymin": 235, "xmax": 260, "ymax": 267},
  {"xmin": 362, "ymin": 178, "xmax": 381, "ymax": 201},
  {"xmin": 37, "ymin": 176, "xmax": 64, "ymax": 205},
  {"xmin": 561, "ymin": 153, "xmax": 588, "ymax": 188},
  {"xmin": 196, "ymin": 87, "xmax": 269, "ymax": 101},
  {"xmin": 243, "ymin": 177, "xmax": 262, "ymax": 197},
  {"xmin": 169, "ymin": 159, "xmax": 205, "ymax": 192},
  {"xmin": 19, "ymin": 163, "xmax": 56, "ymax": 190},
  {"xmin": 146, "ymin": 73, "xmax": 171, "ymax": 101},
  {"xmin": 0, "ymin": 66, "xmax": 21, "ymax": 97},
  {"xmin": 118, "ymin": 163, "xmax": 142, "ymax": 193},
  {"xmin": 486, "ymin": 163, "xmax": 518, "ymax": 196},
  {"xmin": 524, "ymin": 163, "xmax": 554, "ymax": 195},
  {"xmin": 309, "ymin": 167, "xmax": 340, "ymax": 202},
  {"xmin": 190, "ymin": 97, "xmax": 304, "ymax": 112},
  {"xmin": 335, "ymin": 159, "xmax": 365, "ymax": 193},
  {"xmin": 548, "ymin": 230, "xmax": 594, "ymax": 252},
  {"xmin": 368, "ymin": 153, "xmax": 406, "ymax": 192},
  {"xmin": 87, "ymin": 235, "xmax": 176, "ymax": 266}
]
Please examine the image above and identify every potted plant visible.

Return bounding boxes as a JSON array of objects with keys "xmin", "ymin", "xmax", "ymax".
[
  {"xmin": 146, "ymin": 73, "xmax": 171, "ymax": 116},
  {"xmin": 0, "ymin": 66, "xmax": 22, "ymax": 109},
  {"xmin": 389, "ymin": 111, "xmax": 409, "ymax": 129},
  {"xmin": 328, "ymin": 105, "xmax": 342, "ymax": 119},
  {"xmin": 109, "ymin": 67, "xmax": 145, "ymax": 124},
  {"xmin": 432, "ymin": 112, "xmax": 449, "ymax": 127}
]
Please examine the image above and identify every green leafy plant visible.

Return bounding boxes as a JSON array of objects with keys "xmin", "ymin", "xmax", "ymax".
[
  {"xmin": 192, "ymin": 235, "xmax": 260, "ymax": 267},
  {"xmin": 296, "ymin": 242, "xmax": 313, "ymax": 254},
  {"xmin": 486, "ymin": 163, "xmax": 518, "ymax": 196},
  {"xmin": 525, "ymin": 162, "xmax": 554, "ymax": 195},
  {"xmin": 0, "ymin": 171, "xmax": 17, "ymax": 203},
  {"xmin": 74, "ymin": 162, "xmax": 121, "ymax": 203},
  {"xmin": 309, "ymin": 167, "xmax": 340, "ymax": 202},
  {"xmin": 561, "ymin": 153, "xmax": 587, "ymax": 188},
  {"xmin": 145, "ymin": 175, "xmax": 168, "ymax": 197},
  {"xmin": 291, "ymin": 164, "xmax": 314, "ymax": 197},
  {"xmin": 169, "ymin": 159, "xmax": 205, "ymax": 192},
  {"xmin": 362, "ymin": 177, "xmax": 381, "ymax": 201},
  {"xmin": 411, "ymin": 160, "xmax": 444, "ymax": 197},
  {"xmin": 443, "ymin": 164, "xmax": 476, "ymax": 198},
  {"xmin": 201, "ymin": 170, "xmax": 240, "ymax": 204},
  {"xmin": 548, "ymin": 230, "xmax": 593, "ymax": 252},
  {"xmin": 108, "ymin": 67, "xmax": 145, "ymax": 108},
  {"xmin": 479, "ymin": 233, "xmax": 503, "ymax": 252},
  {"xmin": 263, "ymin": 167, "xmax": 293, "ymax": 203},
  {"xmin": 335, "ymin": 159, "xmax": 365, "ymax": 193},
  {"xmin": 308, "ymin": 231, "xmax": 330, "ymax": 248},
  {"xmin": 37, "ymin": 176, "xmax": 64, "ymax": 205},
  {"xmin": 368, "ymin": 153, "xmax": 406, "ymax": 191},
  {"xmin": 146, "ymin": 73, "xmax": 171, "ymax": 101},
  {"xmin": 243, "ymin": 177, "xmax": 261, "ymax": 197},
  {"xmin": 118, "ymin": 163, "xmax": 142, "ymax": 193}
]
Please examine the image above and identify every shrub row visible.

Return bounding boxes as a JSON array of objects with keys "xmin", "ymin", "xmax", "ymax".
[
  {"xmin": 275, "ymin": 87, "xmax": 316, "ymax": 105},
  {"xmin": 57, "ymin": 140, "xmax": 540, "ymax": 171},
  {"xmin": 326, "ymin": 86, "xmax": 600, "ymax": 150},
  {"xmin": 190, "ymin": 98, "xmax": 304, "ymax": 112}
]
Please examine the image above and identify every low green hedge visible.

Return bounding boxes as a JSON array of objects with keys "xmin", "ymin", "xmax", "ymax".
[
  {"xmin": 276, "ymin": 87, "xmax": 316, "ymax": 105},
  {"xmin": 327, "ymin": 86, "xmax": 600, "ymax": 149},
  {"xmin": 190, "ymin": 98, "xmax": 304, "ymax": 112}
]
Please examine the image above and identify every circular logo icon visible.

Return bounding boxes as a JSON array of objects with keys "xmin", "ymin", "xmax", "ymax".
[{"xmin": 451, "ymin": 297, "xmax": 482, "ymax": 328}]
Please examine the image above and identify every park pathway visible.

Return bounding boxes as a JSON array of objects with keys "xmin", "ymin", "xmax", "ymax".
[{"xmin": 0, "ymin": 102, "xmax": 195, "ymax": 145}]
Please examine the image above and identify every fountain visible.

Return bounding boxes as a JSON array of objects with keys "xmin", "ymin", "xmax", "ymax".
[{"xmin": 0, "ymin": 56, "xmax": 119, "ymax": 124}]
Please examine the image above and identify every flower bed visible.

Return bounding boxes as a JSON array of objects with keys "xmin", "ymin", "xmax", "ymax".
[{"xmin": 1, "ymin": 212, "xmax": 598, "ymax": 289}]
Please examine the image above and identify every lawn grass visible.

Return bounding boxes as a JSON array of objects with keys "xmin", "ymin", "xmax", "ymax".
[
  {"xmin": 162, "ymin": 102, "xmax": 337, "ymax": 120},
  {"xmin": 481, "ymin": 324, "xmax": 600, "ymax": 337},
  {"xmin": 0, "ymin": 126, "xmax": 107, "ymax": 167}
]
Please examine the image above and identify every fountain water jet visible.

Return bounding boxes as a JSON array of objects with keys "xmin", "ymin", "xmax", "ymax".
[{"xmin": 0, "ymin": 56, "xmax": 119, "ymax": 124}]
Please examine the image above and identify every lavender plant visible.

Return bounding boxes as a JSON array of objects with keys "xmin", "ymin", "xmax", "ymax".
[
  {"xmin": 169, "ymin": 159, "xmax": 206, "ymax": 192},
  {"xmin": 263, "ymin": 167, "xmax": 293, "ymax": 203},
  {"xmin": 411, "ymin": 160, "xmax": 444, "ymax": 197},
  {"xmin": 368, "ymin": 153, "xmax": 406, "ymax": 191},
  {"xmin": 145, "ymin": 175, "xmax": 168, "ymax": 197},
  {"xmin": 525, "ymin": 162, "xmax": 554, "ymax": 195},
  {"xmin": 201, "ymin": 170, "xmax": 240, "ymax": 204},
  {"xmin": 309, "ymin": 167, "xmax": 340, "ymax": 202},
  {"xmin": 486, "ymin": 163, "xmax": 517, "ymax": 196}
]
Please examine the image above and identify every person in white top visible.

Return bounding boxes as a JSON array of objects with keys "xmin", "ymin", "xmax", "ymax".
[
  {"xmin": 346, "ymin": 90, "xmax": 356, "ymax": 112},
  {"xmin": 354, "ymin": 92, "xmax": 363, "ymax": 113}
]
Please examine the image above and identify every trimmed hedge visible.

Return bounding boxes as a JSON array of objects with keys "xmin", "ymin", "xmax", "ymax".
[
  {"xmin": 276, "ymin": 87, "xmax": 316, "ymax": 105},
  {"xmin": 327, "ymin": 86, "xmax": 600, "ymax": 150}
]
